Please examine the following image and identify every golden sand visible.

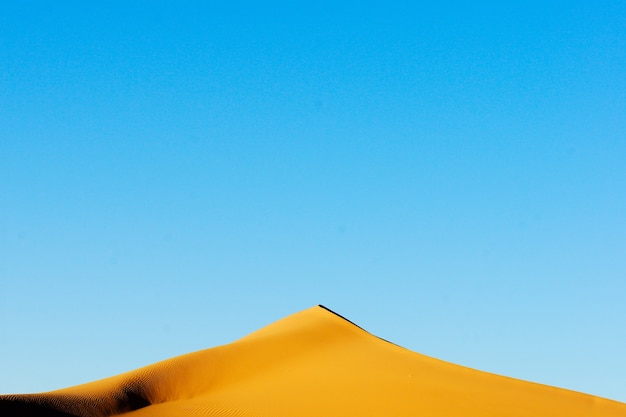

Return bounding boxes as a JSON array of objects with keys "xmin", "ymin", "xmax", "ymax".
[{"xmin": 1, "ymin": 305, "xmax": 624, "ymax": 416}]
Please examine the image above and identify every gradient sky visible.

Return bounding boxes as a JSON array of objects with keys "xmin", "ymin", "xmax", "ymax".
[{"xmin": 1, "ymin": 0, "xmax": 625, "ymax": 403}]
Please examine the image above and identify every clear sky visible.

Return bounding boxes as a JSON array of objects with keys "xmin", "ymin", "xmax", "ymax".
[{"xmin": 1, "ymin": 0, "xmax": 625, "ymax": 404}]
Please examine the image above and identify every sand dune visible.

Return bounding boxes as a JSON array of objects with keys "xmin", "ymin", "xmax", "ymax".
[{"xmin": 1, "ymin": 305, "xmax": 624, "ymax": 416}]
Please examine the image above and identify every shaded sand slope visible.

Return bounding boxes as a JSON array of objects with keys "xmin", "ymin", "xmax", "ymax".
[{"xmin": 1, "ymin": 305, "xmax": 624, "ymax": 416}]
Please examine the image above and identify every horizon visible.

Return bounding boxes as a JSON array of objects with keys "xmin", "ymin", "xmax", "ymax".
[{"xmin": 1, "ymin": 1, "xmax": 625, "ymax": 403}]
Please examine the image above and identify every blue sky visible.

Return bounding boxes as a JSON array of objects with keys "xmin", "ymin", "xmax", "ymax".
[{"xmin": 1, "ymin": 0, "xmax": 625, "ymax": 403}]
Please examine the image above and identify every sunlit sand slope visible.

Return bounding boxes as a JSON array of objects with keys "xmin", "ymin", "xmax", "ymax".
[{"xmin": 1, "ymin": 305, "xmax": 624, "ymax": 416}]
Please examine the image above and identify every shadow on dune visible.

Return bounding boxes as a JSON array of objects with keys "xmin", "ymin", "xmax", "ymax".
[
  {"xmin": 0, "ymin": 397, "xmax": 79, "ymax": 417},
  {"xmin": 0, "ymin": 386, "xmax": 151, "ymax": 417}
]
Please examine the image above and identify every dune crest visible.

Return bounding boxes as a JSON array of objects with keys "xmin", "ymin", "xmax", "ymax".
[{"xmin": 1, "ymin": 305, "xmax": 624, "ymax": 416}]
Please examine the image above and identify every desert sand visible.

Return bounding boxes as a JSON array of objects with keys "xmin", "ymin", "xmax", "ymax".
[{"xmin": 1, "ymin": 305, "xmax": 624, "ymax": 416}]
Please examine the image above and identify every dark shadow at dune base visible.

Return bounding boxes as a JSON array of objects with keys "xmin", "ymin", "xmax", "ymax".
[
  {"xmin": 0, "ymin": 386, "xmax": 151, "ymax": 417},
  {"xmin": 0, "ymin": 397, "xmax": 79, "ymax": 417}
]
